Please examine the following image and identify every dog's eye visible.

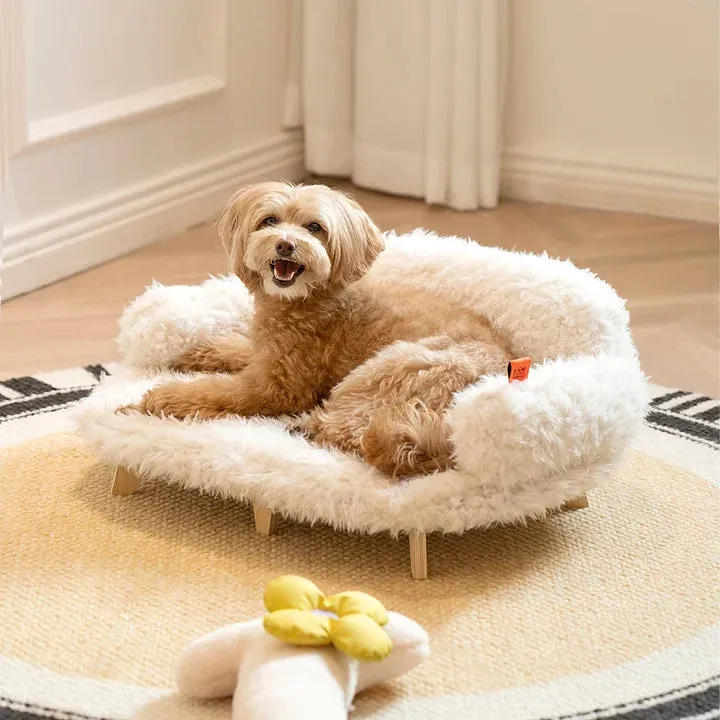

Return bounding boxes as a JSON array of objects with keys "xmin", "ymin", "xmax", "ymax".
[
  {"xmin": 306, "ymin": 222, "xmax": 323, "ymax": 234},
  {"xmin": 260, "ymin": 216, "xmax": 278, "ymax": 228}
]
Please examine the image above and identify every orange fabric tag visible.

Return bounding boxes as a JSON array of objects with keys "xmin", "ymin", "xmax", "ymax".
[{"xmin": 507, "ymin": 357, "xmax": 531, "ymax": 382}]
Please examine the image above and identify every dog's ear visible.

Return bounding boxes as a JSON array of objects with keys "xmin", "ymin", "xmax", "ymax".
[
  {"xmin": 328, "ymin": 193, "xmax": 385, "ymax": 287},
  {"xmin": 217, "ymin": 186, "xmax": 264, "ymax": 292}
]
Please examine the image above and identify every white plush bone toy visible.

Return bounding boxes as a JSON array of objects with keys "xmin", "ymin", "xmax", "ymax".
[{"xmin": 176, "ymin": 576, "xmax": 430, "ymax": 720}]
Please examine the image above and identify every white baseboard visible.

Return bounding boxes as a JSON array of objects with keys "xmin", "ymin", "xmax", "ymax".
[
  {"xmin": 502, "ymin": 151, "xmax": 718, "ymax": 223},
  {"xmin": 3, "ymin": 131, "xmax": 306, "ymax": 299}
]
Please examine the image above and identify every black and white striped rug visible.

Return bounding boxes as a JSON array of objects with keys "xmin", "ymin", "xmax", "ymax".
[
  {"xmin": 0, "ymin": 367, "xmax": 717, "ymax": 720},
  {"xmin": 0, "ymin": 364, "xmax": 110, "ymax": 424}
]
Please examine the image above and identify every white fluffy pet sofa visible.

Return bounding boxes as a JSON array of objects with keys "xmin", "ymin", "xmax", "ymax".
[{"xmin": 75, "ymin": 230, "xmax": 647, "ymax": 579}]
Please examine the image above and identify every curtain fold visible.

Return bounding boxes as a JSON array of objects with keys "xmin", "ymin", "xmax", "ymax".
[{"xmin": 285, "ymin": 0, "xmax": 507, "ymax": 211}]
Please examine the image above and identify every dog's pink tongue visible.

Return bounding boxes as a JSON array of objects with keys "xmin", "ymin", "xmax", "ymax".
[{"xmin": 275, "ymin": 260, "xmax": 297, "ymax": 280}]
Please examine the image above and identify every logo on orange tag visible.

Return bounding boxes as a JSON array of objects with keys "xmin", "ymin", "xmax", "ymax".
[{"xmin": 508, "ymin": 357, "xmax": 531, "ymax": 382}]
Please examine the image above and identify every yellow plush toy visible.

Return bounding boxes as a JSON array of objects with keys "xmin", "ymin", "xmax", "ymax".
[{"xmin": 263, "ymin": 575, "xmax": 393, "ymax": 662}]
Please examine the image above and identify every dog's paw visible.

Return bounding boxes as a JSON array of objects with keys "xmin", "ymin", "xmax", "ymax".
[
  {"xmin": 114, "ymin": 393, "xmax": 166, "ymax": 417},
  {"xmin": 114, "ymin": 384, "xmax": 214, "ymax": 420},
  {"xmin": 114, "ymin": 402, "xmax": 143, "ymax": 415},
  {"xmin": 145, "ymin": 385, "xmax": 194, "ymax": 418}
]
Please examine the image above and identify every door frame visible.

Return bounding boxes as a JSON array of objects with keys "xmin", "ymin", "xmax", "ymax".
[{"xmin": 0, "ymin": 0, "xmax": 23, "ymax": 305}]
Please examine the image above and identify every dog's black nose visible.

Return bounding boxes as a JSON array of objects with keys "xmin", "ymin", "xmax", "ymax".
[{"xmin": 275, "ymin": 239, "xmax": 295, "ymax": 257}]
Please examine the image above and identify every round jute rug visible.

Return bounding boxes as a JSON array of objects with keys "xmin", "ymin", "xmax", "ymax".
[{"xmin": 0, "ymin": 366, "xmax": 718, "ymax": 720}]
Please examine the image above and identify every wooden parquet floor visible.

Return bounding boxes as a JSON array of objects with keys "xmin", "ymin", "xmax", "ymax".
[{"xmin": 2, "ymin": 184, "xmax": 718, "ymax": 395}]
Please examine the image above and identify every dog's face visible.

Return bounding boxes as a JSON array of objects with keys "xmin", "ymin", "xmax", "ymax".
[{"xmin": 218, "ymin": 182, "xmax": 385, "ymax": 300}]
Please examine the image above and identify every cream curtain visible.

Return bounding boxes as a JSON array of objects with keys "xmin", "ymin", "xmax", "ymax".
[{"xmin": 285, "ymin": 0, "xmax": 508, "ymax": 211}]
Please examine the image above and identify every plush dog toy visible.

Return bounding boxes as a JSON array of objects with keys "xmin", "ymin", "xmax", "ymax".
[{"xmin": 176, "ymin": 576, "xmax": 430, "ymax": 720}]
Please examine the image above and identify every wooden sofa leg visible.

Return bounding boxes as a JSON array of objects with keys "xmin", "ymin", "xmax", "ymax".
[
  {"xmin": 562, "ymin": 495, "xmax": 589, "ymax": 512},
  {"xmin": 111, "ymin": 466, "xmax": 140, "ymax": 496},
  {"xmin": 253, "ymin": 504, "xmax": 278, "ymax": 536},
  {"xmin": 408, "ymin": 530, "xmax": 428, "ymax": 580}
]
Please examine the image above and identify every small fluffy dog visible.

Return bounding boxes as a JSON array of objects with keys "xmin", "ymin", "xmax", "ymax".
[{"xmin": 125, "ymin": 182, "xmax": 511, "ymax": 477}]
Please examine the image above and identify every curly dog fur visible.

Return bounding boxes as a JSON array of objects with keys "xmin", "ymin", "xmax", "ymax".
[{"xmin": 123, "ymin": 182, "xmax": 511, "ymax": 477}]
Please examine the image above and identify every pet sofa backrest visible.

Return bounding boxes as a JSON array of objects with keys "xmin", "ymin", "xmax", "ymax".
[{"xmin": 369, "ymin": 230, "xmax": 636, "ymax": 364}]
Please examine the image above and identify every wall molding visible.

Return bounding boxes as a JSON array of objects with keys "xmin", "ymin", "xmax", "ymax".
[
  {"xmin": 0, "ymin": 1, "xmax": 9, "ymax": 182},
  {"xmin": 24, "ymin": 74, "xmax": 226, "ymax": 153},
  {"xmin": 0, "ymin": 0, "xmax": 26, "ymax": 158},
  {"xmin": 502, "ymin": 151, "xmax": 718, "ymax": 223},
  {"xmin": 2, "ymin": 0, "xmax": 228, "ymax": 156},
  {"xmin": 0, "ymin": 0, "xmax": 8, "ymax": 306},
  {"xmin": 3, "ymin": 131, "xmax": 306, "ymax": 299}
]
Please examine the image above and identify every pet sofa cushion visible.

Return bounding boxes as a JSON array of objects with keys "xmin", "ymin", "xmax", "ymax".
[{"xmin": 75, "ymin": 229, "xmax": 647, "ymax": 535}]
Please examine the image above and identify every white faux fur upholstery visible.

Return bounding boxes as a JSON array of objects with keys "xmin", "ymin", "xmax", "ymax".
[{"xmin": 75, "ymin": 230, "xmax": 647, "ymax": 535}]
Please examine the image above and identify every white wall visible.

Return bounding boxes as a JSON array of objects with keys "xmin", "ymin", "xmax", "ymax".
[
  {"xmin": 502, "ymin": 0, "xmax": 719, "ymax": 222},
  {"xmin": 2, "ymin": 0, "xmax": 304, "ymax": 299},
  {"xmin": 24, "ymin": 0, "xmax": 224, "ymax": 122},
  {"xmin": 3, "ymin": 0, "xmax": 716, "ymax": 303}
]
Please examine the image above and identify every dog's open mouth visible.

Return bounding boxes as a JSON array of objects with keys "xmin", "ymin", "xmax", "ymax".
[{"xmin": 271, "ymin": 259, "xmax": 305, "ymax": 287}]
